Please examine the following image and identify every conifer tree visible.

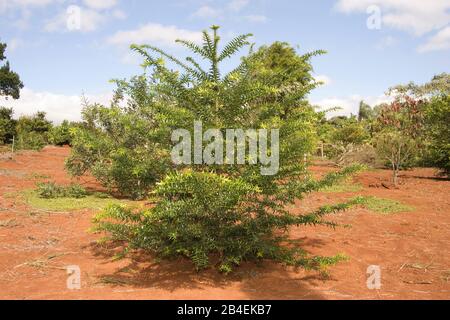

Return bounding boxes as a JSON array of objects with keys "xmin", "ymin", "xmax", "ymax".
[{"xmin": 86, "ymin": 26, "xmax": 362, "ymax": 273}]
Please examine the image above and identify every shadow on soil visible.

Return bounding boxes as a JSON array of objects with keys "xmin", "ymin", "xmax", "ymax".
[{"xmin": 87, "ymin": 239, "xmax": 332, "ymax": 299}]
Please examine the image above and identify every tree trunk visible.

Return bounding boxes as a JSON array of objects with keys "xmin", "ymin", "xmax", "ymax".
[{"xmin": 393, "ymin": 165, "xmax": 399, "ymax": 187}]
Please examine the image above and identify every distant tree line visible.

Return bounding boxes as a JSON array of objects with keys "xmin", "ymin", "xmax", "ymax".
[{"xmin": 318, "ymin": 73, "xmax": 450, "ymax": 184}]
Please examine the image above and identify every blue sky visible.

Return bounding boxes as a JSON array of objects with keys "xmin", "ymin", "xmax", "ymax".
[{"xmin": 1, "ymin": 0, "xmax": 449, "ymax": 122}]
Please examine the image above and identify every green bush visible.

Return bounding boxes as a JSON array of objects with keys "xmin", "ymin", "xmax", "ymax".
[
  {"xmin": 16, "ymin": 131, "xmax": 47, "ymax": 150},
  {"xmin": 36, "ymin": 182, "xmax": 65, "ymax": 199},
  {"xmin": 49, "ymin": 120, "xmax": 72, "ymax": 146},
  {"xmin": 0, "ymin": 107, "xmax": 16, "ymax": 144},
  {"xmin": 91, "ymin": 26, "xmax": 364, "ymax": 274},
  {"xmin": 15, "ymin": 111, "xmax": 52, "ymax": 150},
  {"xmin": 94, "ymin": 169, "xmax": 360, "ymax": 273},
  {"xmin": 424, "ymin": 95, "xmax": 450, "ymax": 175},
  {"xmin": 36, "ymin": 182, "xmax": 88, "ymax": 199},
  {"xmin": 66, "ymin": 103, "xmax": 173, "ymax": 200}
]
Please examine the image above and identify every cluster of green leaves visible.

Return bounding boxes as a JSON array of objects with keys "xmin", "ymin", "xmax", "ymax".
[
  {"xmin": 0, "ymin": 107, "xmax": 16, "ymax": 144},
  {"xmin": 90, "ymin": 26, "xmax": 364, "ymax": 273},
  {"xmin": 36, "ymin": 181, "xmax": 88, "ymax": 199},
  {"xmin": 66, "ymin": 93, "xmax": 175, "ymax": 199},
  {"xmin": 0, "ymin": 107, "xmax": 80, "ymax": 150},
  {"xmin": 423, "ymin": 94, "xmax": 450, "ymax": 174},
  {"xmin": 0, "ymin": 41, "xmax": 23, "ymax": 100},
  {"xmin": 320, "ymin": 115, "xmax": 370, "ymax": 159},
  {"xmin": 95, "ymin": 168, "xmax": 362, "ymax": 273},
  {"xmin": 0, "ymin": 41, "xmax": 22, "ymax": 146},
  {"xmin": 49, "ymin": 120, "xmax": 73, "ymax": 146},
  {"xmin": 15, "ymin": 111, "xmax": 53, "ymax": 150},
  {"xmin": 318, "ymin": 74, "xmax": 449, "ymax": 181},
  {"xmin": 373, "ymin": 74, "xmax": 450, "ymax": 179}
]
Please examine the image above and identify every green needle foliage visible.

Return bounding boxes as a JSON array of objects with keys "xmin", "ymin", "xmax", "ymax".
[{"xmin": 83, "ymin": 26, "xmax": 363, "ymax": 273}]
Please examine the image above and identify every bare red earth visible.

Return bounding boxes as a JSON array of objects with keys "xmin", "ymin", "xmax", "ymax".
[{"xmin": 0, "ymin": 147, "xmax": 449, "ymax": 300}]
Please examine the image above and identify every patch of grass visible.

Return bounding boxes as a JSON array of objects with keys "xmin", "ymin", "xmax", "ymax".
[
  {"xmin": 15, "ymin": 253, "xmax": 67, "ymax": 270},
  {"xmin": 359, "ymin": 196, "xmax": 414, "ymax": 214},
  {"xmin": 320, "ymin": 176, "xmax": 364, "ymax": 193},
  {"xmin": 321, "ymin": 182, "xmax": 363, "ymax": 193},
  {"xmin": 97, "ymin": 276, "xmax": 136, "ymax": 286},
  {"xmin": 21, "ymin": 189, "xmax": 134, "ymax": 212},
  {"xmin": 27, "ymin": 172, "xmax": 51, "ymax": 180}
]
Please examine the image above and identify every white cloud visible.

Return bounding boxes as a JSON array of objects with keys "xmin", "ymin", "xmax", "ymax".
[
  {"xmin": 192, "ymin": 0, "xmax": 266, "ymax": 23},
  {"xmin": 376, "ymin": 35, "xmax": 397, "ymax": 50},
  {"xmin": 44, "ymin": 5, "xmax": 125, "ymax": 33},
  {"xmin": 0, "ymin": 0, "xmax": 57, "ymax": 29},
  {"xmin": 192, "ymin": 5, "xmax": 222, "ymax": 19},
  {"xmin": 112, "ymin": 8, "xmax": 126, "ymax": 19},
  {"xmin": 44, "ymin": 8, "xmax": 105, "ymax": 33},
  {"xmin": 418, "ymin": 26, "xmax": 450, "ymax": 52},
  {"xmin": 312, "ymin": 94, "xmax": 392, "ymax": 118},
  {"xmin": 244, "ymin": 14, "xmax": 267, "ymax": 23},
  {"xmin": 82, "ymin": 0, "xmax": 117, "ymax": 10},
  {"xmin": 108, "ymin": 23, "xmax": 203, "ymax": 47},
  {"xmin": 0, "ymin": 88, "xmax": 112, "ymax": 123},
  {"xmin": 0, "ymin": 0, "xmax": 55, "ymax": 13},
  {"xmin": 7, "ymin": 38, "xmax": 24, "ymax": 52},
  {"xmin": 228, "ymin": 0, "xmax": 250, "ymax": 12},
  {"xmin": 335, "ymin": 0, "xmax": 450, "ymax": 36}
]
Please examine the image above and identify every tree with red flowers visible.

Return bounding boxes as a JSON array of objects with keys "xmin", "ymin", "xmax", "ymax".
[{"xmin": 374, "ymin": 95, "xmax": 425, "ymax": 186}]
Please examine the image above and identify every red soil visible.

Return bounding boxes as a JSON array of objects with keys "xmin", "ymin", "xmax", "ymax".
[{"xmin": 0, "ymin": 146, "xmax": 449, "ymax": 300}]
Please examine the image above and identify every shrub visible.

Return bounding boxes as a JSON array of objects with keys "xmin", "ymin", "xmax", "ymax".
[
  {"xmin": 335, "ymin": 143, "xmax": 378, "ymax": 167},
  {"xmin": 320, "ymin": 116, "xmax": 371, "ymax": 162},
  {"xmin": 331, "ymin": 118, "xmax": 370, "ymax": 146},
  {"xmin": 66, "ymin": 103, "xmax": 174, "ymax": 199},
  {"xmin": 65, "ymin": 183, "xmax": 89, "ymax": 198},
  {"xmin": 15, "ymin": 111, "xmax": 52, "ymax": 150},
  {"xmin": 36, "ymin": 182, "xmax": 65, "ymax": 199},
  {"xmin": 0, "ymin": 107, "xmax": 16, "ymax": 144},
  {"xmin": 36, "ymin": 182, "xmax": 88, "ymax": 199},
  {"xmin": 94, "ymin": 169, "xmax": 361, "ymax": 273},
  {"xmin": 92, "ymin": 26, "xmax": 364, "ymax": 274},
  {"xmin": 49, "ymin": 120, "xmax": 72, "ymax": 146},
  {"xmin": 423, "ymin": 95, "xmax": 450, "ymax": 175},
  {"xmin": 16, "ymin": 131, "xmax": 47, "ymax": 150}
]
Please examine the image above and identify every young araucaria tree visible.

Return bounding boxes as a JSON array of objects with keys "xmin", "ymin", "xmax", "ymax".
[{"xmin": 86, "ymin": 26, "xmax": 362, "ymax": 274}]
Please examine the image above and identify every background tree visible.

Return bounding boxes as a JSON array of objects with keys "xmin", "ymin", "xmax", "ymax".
[
  {"xmin": 373, "ymin": 96, "xmax": 425, "ymax": 186},
  {"xmin": 423, "ymin": 94, "xmax": 450, "ymax": 175},
  {"xmin": 386, "ymin": 74, "xmax": 449, "ymax": 175},
  {"xmin": 358, "ymin": 100, "xmax": 375, "ymax": 121},
  {"xmin": 319, "ymin": 115, "xmax": 371, "ymax": 164},
  {"xmin": 49, "ymin": 120, "xmax": 76, "ymax": 146},
  {"xmin": 248, "ymin": 41, "xmax": 325, "ymax": 120},
  {"xmin": 0, "ymin": 41, "xmax": 23, "ymax": 99},
  {"xmin": 388, "ymin": 72, "xmax": 450, "ymax": 98},
  {"xmin": 0, "ymin": 107, "xmax": 16, "ymax": 144},
  {"xmin": 16, "ymin": 111, "xmax": 53, "ymax": 150}
]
